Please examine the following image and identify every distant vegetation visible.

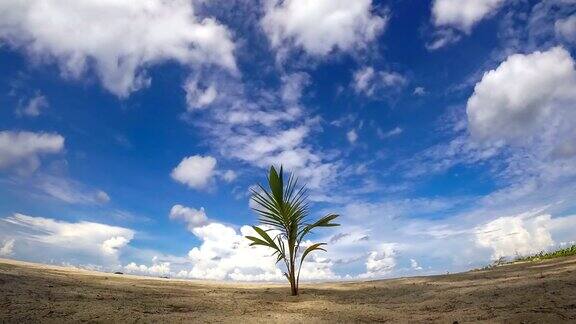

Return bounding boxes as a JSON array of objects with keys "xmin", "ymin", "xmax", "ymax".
[
  {"xmin": 483, "ymin": 245, "xmax": 576, "ymax": 270},
  {"xmin": 513, "ymin": 245, "xmax": 576, "ymax": 263}
]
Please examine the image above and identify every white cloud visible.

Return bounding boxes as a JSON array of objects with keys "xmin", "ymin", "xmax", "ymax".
[
  {"xmin": 171, "ymin": 155, "xmax": 217, "ymax": 190},
  {"xmin": 353, "ymin": 67, "xmax": 407, "ymax": 97},
  {"xmin": 34, "ymin": 175, "xmax": 111, "ymax": 205},
  {"xmin": 17, "ymin": 93, "xmax": 48, "ymax": 117},
  {"xmin": 426, "ymin": 28, "xmax": 462, "ymax": 50},
  {"xmin": 262, "ymin": 0, "xmax": 386, "ymax": 56},
  {"xmin": 507, "ymin": 1, "xmax": 576, "ymax": 53},
  {"xmin": 406, "ymin": 48, "xmax": 576, "ymax": 193},
  {"xmin": 176, "ymin": 221, "xmax": 340, "ymax": 281},
  {"xmin": 0, "ymin": 0, "xmax": 236, "ymax": 97},
  {"xmin": 221, "ymin": 170, "xmax": 237, "ymax": 182},
  {"xmin": 347, "ymin": 129, "xmax": 358, "ymax": 144},
  {"xmin": 167, "ymin": 204, "xmax": 340, "ymax": 281},
  {"xmin": 124, "ymin": 259, "xmax": 171, "ymax": 277},
  {"xmin": 102, "ymin": 236, "xmax": 130, "ymax": 255},
  {"xmin": 377, "ymin": 126, "xmax": 403, "ymax": 139},
  {"xmin": 475, "ymin": 212, "xmax": 554, "ymax": 259},
  {"xmin": 169, "ymin": 204, "xmax": 209, "ymax": 231},
  {"xmin": 0, "ymin": 131, "xmax": 64, "ymax": 172},
  {"xmin": 179, "ymin": 223, "xmax": 284, "ymax": 281},
  {"xmin": 402, "ymin": 133, "xmax": 503, "ymax": 178},
  {"xmin": 413, "ymin": 87, "xmax": 426, "ymax": 96},
  {"xmin": 184, "ymin": 69, "xmax": 338, "ymax": 194},
  {"xmin": 341, "ymin": 199, "xmax": 456, "ymax": 221},
  {"xmin": 281, "ymin": 72, "xmax": 310, "ymax": 103},
  {"xmin": 0, "ymin": 239, "xmax": 15, "ymax": 256},
  {"xmin": 95, "ymin": 190, "xmax": 111, "ymax": 204},
  {"xmin": 221, "ymin": 125, "xmax": 321, "ymax": 172},
  {"xmin": 555, "ymin": 15, "xmax": 576, "ymax": 43},
  {"xmin": 329, "ymin": 192, "xmax": 576, "ymax": 277},
  {"xmin": 0, "ymin": 213, "xmax": 134, "ymax": 265},
  {"xmin": 467, "ymin": 47, "xmax": 576, "ymax": 157},
  {"xmin": 220, "ymin": 122, "xmax": 338, "ymax": 190},
  {"xmin": 184, "ymin": 76, "xmax": 218, "ymax": 111},
  {"xmin": 353, "ymin": 67, "xmax": 375, "ymax": 94},
  {"xmin": 359, "ymin": 243, "xmax": 397, "ymax": 278},
  {"xmin": 432, "ymin": 0, "xmax": 505, "ymax": 32},
  {"xmin": 410, "ymin": 259, "xmax": 423, "ymax": 271}
]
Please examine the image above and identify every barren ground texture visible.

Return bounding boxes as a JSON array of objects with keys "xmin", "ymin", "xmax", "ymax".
[{"xmin": 1, "ymin": 257, "xmax": 576, "ymax": 323}]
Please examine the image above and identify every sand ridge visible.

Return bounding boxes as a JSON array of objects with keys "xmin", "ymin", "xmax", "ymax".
[{"xmin": 1, "ymin": 257, "xmax": 576, "ymax": 322}]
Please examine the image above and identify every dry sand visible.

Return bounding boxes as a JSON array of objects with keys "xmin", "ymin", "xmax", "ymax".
[{"xmin": 1, "ymin": 256, "xmax": 576, "ymax": 323}]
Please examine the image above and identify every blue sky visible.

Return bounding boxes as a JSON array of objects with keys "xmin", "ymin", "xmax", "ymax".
[{"xmin": 0, "ymin": 0, "xmax": 575, "ymax": 280}]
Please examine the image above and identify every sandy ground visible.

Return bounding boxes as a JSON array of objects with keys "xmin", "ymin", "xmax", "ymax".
[{"xmin": 1, "ymin": 257, "xmax": 576, "ymax": 323}]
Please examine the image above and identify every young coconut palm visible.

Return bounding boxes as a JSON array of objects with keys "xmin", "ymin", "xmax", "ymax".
[{"xmin": 246, "ymin": 166, "xmax": 340, "ymax": 296}]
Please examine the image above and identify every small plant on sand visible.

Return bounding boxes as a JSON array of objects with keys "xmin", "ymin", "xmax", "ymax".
[{"xmin": 245, "ymin": 166, "xmax": 340, "ymax": 296}]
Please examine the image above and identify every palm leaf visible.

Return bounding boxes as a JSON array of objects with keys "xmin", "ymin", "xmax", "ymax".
[
  {"xmin": 298, "ymin": 213, "xmax": 340, "ymax": 242},
  {"xmin": 244, "ymin": 165, "xmax": 340, "ymax": 296},
  {"xmin": 295, "ymin": 242, "xmax": 327, "ymax": 291},
  {"xmin": 299, "ymin": 243, "xmax": 327, "ymax": 267},
  {"xmin": 245, "ymin": 235, "xmax": 271, "ymax": 247}
]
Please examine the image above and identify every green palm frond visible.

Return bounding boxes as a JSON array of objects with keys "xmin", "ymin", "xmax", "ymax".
[
  {"xmin": 246, "ymin": 165, "xmax": 340, "ymax": 296},
  {"xmin": 298, "ymin": 213, "xmax": 340, "ymax": 242},
  {"xmin": 295, "ymin": 242, "xmax": 327, "ymax": 289},
  {"xmin": 299, "ymin": 243, "xmax": 327, "ymax": 267}
]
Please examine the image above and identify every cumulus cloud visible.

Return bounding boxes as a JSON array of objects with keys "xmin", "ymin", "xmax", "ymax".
[
  {"xmin": 329, "ymin": 193, "xmax": 576, "ymax": 277},
  {"xmin": 167, "ymin": 203, "xmax": 339, "ymax": 281},
  {"xmin": 432, "ymin": 0, "xmax": 505, "ymax": 32},
  {"xmin": 0, "ymin": 0, "xmax": 236, "ymax": 97},
  {"xmin": 359, "ymin": 244, "xmax": 397, "ymax": 278},
  {"xmin": 476, "ymin": 212, "xmax": 554, "ymax": 259},
  {"xmin": 176, "ymin": 222, "xmax": 340, "ymax": 281},
  {"xmin": 102, "ymin": 236, "xmax": 130, "ymax": 255},
  {"xmin": 353, "ymin": 67, "xmax": 407, "ymax": 97},
  {"xmin": 262, "ymin": 0, "xmax": 386, "ymax": 56},
  {"xmin": 406, "ymin": 48, "xmax": 576, "ymax": 193},
  {"xmin": 171, "ymin": 155, "xmax": 217, "ymax": 189},
  {"xmin": 169, "ymin": 204, "xmax": 209, "ymax": 231},
  {"xmin": 179, "ymin": 223, "xmax": 284, "ymax": 281},
  {"xmin": 428, "ymin": 0, "xmax": 506, "ymax": 49},
  {"xmin": 467, "ymin": 47, "xmax": 576, "ymax": 157},
  {"xmin": 124, "ymin": 258, "xmax": 171, "ymax": 277},
  {"xmin": 0, "ymin": 131, "xmax": 64, "ymax": 173},
  {"xmin": 0, "ymin": 213, "xmax": 134, "ymax": 265}
]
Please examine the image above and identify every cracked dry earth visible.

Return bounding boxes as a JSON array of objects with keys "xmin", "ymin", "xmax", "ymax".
[{"xmin": 1, "ymin": 257, "xmax": 576, "ymax": 323}]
